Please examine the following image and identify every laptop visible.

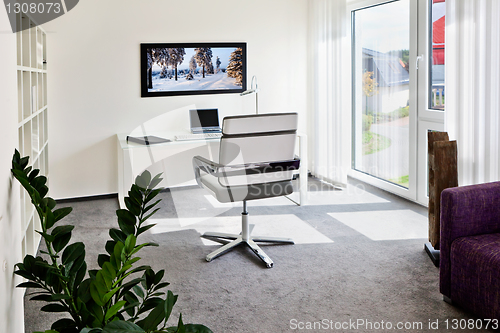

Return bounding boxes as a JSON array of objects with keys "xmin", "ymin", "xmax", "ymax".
[{"xmin": 190, "ymin": 109, "xmax": 222, "ymax": 133}]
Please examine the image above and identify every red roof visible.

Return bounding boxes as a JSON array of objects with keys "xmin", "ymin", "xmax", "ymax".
[{"xmin": 433, "ymin": 16, "xmax": 445, "ymax": 65}]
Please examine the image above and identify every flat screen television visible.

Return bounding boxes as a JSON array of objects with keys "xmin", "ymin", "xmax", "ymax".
[{"xmin": 140, "ymin": 42, "xmax": 247, "ymax": 97}]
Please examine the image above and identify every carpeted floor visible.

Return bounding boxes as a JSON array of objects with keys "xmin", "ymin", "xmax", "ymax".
[{"xmin": 24, "ymin": 177, "xmax": 489, "ymax": 332}]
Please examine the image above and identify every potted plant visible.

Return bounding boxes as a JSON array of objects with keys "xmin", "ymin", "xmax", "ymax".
[{"xmin": 11, "ymin": 150, "xmax": 212, "ymax": 333}]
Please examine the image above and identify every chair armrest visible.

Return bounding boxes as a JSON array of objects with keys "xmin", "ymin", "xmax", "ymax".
[
  {"xmin": 440, "ymin": 181, "xmax": 500, "ymax": 297},
  {"xmin": 192, "ymin": 156, "xmax": 223, "ymax": 187},
  {"xmin": 192, "ymin": 156, "xmax": 301, "ymax": 187}
]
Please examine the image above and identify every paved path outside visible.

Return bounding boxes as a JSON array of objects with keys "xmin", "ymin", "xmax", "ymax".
[{"xmin": 359, "ymin": 116, "xmax": 409, "ymax": 182}]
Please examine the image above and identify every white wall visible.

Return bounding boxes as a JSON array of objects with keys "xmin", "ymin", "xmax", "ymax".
[
  {"xmin": 43, "ymin": 0, "xmax": 308, "ymax": 199},
  {"xmin": 0, "ymin": 10, "xmax": 25, "ymax": 333}
]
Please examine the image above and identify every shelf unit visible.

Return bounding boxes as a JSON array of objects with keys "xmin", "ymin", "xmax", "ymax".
[{"xmin": 16, "ymin": 12, "xmax": 48, "ymax": 259}]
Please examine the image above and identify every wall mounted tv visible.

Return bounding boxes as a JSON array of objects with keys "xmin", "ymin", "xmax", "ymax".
[{"xmin": 140, "ymin": 42, "xmax": 247, "ymax": 97}]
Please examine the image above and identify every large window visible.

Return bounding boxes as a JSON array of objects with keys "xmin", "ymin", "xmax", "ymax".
[
  {"xmin": 352, "ymin": 0, "xmax": 411, "ymax": 188},
  {"xmin": 429, "ymin": 0, "xmax": 445, "ymax": 110}
]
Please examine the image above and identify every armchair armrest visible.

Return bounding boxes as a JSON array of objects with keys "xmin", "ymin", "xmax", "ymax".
[
  {"xmin": 192, "ymin": 155, "xmax": 300, "ymax": 187},
  {"xmin": 192, "ymin": 156, "xmax": 223, "ymax": 187},
  {"xmin": 440, "ymin": 181, "xmax": 500, "ymax": 297}
]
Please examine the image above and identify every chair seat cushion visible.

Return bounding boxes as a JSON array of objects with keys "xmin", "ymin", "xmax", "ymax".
[
  {"xmin": 450, "ymin": 233, "xmax": 500, "ymax": 319},
  {"xmin": 200, "ymin": 174, "xmax": 293, "ymax": 203}
]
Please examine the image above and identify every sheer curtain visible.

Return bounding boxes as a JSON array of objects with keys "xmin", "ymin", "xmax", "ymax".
[
  {"xmin": 445, "ymin": 0, "xmax": 500, "ymax": 185},
  {"xmin": 308, "ymin": 0, "xmax": 349, "ymax": 187}
]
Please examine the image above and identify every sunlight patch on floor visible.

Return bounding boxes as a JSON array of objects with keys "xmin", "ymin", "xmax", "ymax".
[
  {"xmin": 203, "ymin": 195, "xmax": 294, "ymax": 209},
  {"xmin": 328, "ymin": 209, "xmax": 427, "ymax": 241},
  {"xmin": 305, "ymin": 186, "xmax": 390, "ymax": 206},
  {"xmin": 148, "ymin": 214, "xmax": 333, "ymax": 245}
]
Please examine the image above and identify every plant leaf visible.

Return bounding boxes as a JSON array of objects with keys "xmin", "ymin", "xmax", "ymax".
[
  {"xmin": 40, "ymin": 303, "xmax": 67, "ymax": 312},
  {"xmin": 136, "ymin": 297, "xmax": 163, "ymax": 316},
  {"xmin": 152, "ymin": 282, "xmax": 170, "ymax": 292},
  {"xmin": 124, "ymin": 197, "xmax": 141, "ymax": 216},
  {"xmin": 148, "ymin": 173, "xmax": 163, "ymax": 190},
  {"xmin": 50, "ymin": 293, "xmax": 72, "ymax": 301},
  {"xmin": 119, "ymin": 277, "xmax": 144, "ymax": 296},
  {"xmin": 184, "ymin": 324, "xmax": 214, "ymax": 333},
  {"xmin": 90, "ymin": 281, "xmax": 105, "ymax": 306},
  {"xmin": 130, "ymin": 243, "xmax": 158, "ymax": 256},
  {"xmin": 137, "ymin": 223, "xmax": 156, "ymax": 236},
  {"xmin": 128, "ymin": 185, "xmax": 143, "ymax": 205},
  {"xmin": 51, "ymin": 225, "xmax": 74, "ymax": 253},
  {"xmin": 53, "ymin": 207, "xmax": 73, "ymax": 223},
  {"xmin": 98, "ymin": 254, "xmax": 111, "ymax": 268},
  {"xmin": 43, "ymin": 197, "xmax": 57, "ymax": 210},
  {"xmin": 177, "ymin": 313, "xmax": 186, "ymax": 333},
  {"xmin": 51, "ymin": 224, "xmax": 74, "ymax": 236},
  {"xmin": 30, "ymin": 294, "xmax": 53, "ymax": 302},
  {"xmin": 14, "ymin": 269, "xmax": 35, "ymax": 281},
  {"xmin": 139, "ymin": 299, "xmax": 165, "ymax": 331},
  {"xmin": 135, "ymin": 170, "xmax": 151, "ymax": 189},
  {"xmin": 45, "ymin": 209, "xmax": 56, "ymax": 230},
  {"xmin": 28, "ymin": 168, "xmax": 39, "ymax": 181},
  {"xmin": 164, "ymin": 290, "xmax": 178, "ymax": 322},
  {"xmin": 35, "ymin": 230, "xmax": 55, "ymax": 243},
  {"xmin": 109, "ymin": 228, "xmax": 127, "ymax": 243},
  {"xmin": 104, "ymin": 300, "xmax": 127, "ymax": 322},
  {"xmin": 80, "ymin": 328, "xmax": 102, "ymax": 333},
  {"xmin": 71, "ymin": 261, "xmax": 87, "ymax": 292},
  {"xmin": 153, "ymin": 270, "xmax": 165, "ymax": 285},
  {"xmin": 139, "ymin": 208, "xmax": 160, "ymax": 224},
  {"xmin": 51, "ymin": 318, "xmax": 77, "ymax": 332},
  {"xmin": 16, "ymin": 281, "xmax": 41, "ymax": 289},
  {"xmin": 102, "ymin": 285, "xmax": 120, "ymax": 304},
  {"xmin": 116, "ymin": 209, "xmax": 136, "ymax": 226},
  {"xmin": 144, "ymin": 188, "xmax": 162, "ymax": 204},
  {"xmin": 31, "ymin": 176, "xmax": 47, "ymax": 191},
  {"xmin": 62, "ymin": 242, "xmax": 85, "ymax": 265},
  {"xmin": 125, "ymin": 235, "xmax": 136, "ymax": 254},
  {"xmin": 102, "ymin": 261, "xmax": 117, "ymax": 282},
  {"xmin": 132, "ymin": 284, "xmax": 144, "ymax": 299},
  {"xmin": 105, "ymin": 240, "xmax": 117, "ymax": 255},
  {"xmin": 102, "ymin": 320, "xmax": 145, "ymax": 333},
  {"xmin": 143, "ymin": 199, "xmax": 161, "ymax": 214}
]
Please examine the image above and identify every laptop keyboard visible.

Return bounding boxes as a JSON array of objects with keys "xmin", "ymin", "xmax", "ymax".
[{"xmin": 174, "ymin": 133, "xmax": 222, "ymax": 141}]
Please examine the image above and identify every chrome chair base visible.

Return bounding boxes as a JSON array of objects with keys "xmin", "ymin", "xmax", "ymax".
[{"xmin": 201, "ymin": 209, "xmax": 294, "ymax": 268}]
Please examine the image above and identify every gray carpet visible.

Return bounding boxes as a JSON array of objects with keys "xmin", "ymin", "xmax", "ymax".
[{"xmin": 24, "ymin": 177, "xmax": 489, "ymax": 332}]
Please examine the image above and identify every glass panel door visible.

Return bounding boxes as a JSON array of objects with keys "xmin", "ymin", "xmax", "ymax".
[
  {"xmin": 416, "ymin": 0, "xmax": 445, "ymax": 204},
  {"xmin": 430, "ymin": 0, "xmax": 445, "ymax": 110},
  {"xmin": 352, "ymin": 0, "xmax": 412, "ymax": 189}
]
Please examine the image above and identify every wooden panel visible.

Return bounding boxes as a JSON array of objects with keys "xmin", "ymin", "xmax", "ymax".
[{"xmin": 428, "ymin": 132, "xmax": 458, "ymax": 249}]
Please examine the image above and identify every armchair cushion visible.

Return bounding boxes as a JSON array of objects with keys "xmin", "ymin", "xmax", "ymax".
[
  {"xmin": 450, "ymin": 233, "xmax": 500, "ymax": 318},
  {"xmin": 440, "ymin": 181, "xmax": 500, "ymax": 319}
]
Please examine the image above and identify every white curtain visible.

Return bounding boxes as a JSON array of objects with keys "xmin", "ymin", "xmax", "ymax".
[
  {"xmin": 445, "ymin": 0, "xmax": 500, "ymax": 185},
  {"xmin": 308, "ymin": 0, "xmax": 349, "ymax": 187}
]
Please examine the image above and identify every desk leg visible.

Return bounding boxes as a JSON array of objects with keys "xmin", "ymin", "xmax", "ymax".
[
  {"xmin": 117, "ymin": 139, "xmax": 126, "ymax": 209},
  {"xmin": 298, "ymin": 133, "xmax": 308, "ymax": 205},
  {"xmin": 285, "ymin": 133, "xmax": 308, "ymax": 206}
]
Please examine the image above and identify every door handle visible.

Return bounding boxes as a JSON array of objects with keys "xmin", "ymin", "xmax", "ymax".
[{"xmin": 416, "ymin": 55, "xmax": 424, "ymax": 70}]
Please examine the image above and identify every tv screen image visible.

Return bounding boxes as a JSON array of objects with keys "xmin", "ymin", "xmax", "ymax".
[{"xmin": 141, "ymin": 42, "xmax": 247, "ymax": 97}]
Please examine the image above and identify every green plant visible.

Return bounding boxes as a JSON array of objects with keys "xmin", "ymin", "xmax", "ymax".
[
  {"xmin": 362, "ymin": 114, "xmax": 373, "ymax": 132},
  {"xmin": 11, "ymin": 150, "xmax": 212, "ymax": 333}
]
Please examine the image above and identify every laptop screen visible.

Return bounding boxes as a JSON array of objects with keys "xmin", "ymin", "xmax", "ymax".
[{"xmin": 190, "ymin": 109, "xmax": 220, "ymax": 130}]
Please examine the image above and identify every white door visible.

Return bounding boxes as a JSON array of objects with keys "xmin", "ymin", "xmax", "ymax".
[
  {"xmin": 416, "ymin": 0, "xmax": 446, "ymax": 205},
  {"xmin": 350, "ymin": 0, "xmax": 445, "ymax": 206}
]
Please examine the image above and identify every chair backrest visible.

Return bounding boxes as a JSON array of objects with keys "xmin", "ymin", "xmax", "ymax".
[{"xmin": 218, "ymin": 113, "xmax": 298, "ymax": 186}]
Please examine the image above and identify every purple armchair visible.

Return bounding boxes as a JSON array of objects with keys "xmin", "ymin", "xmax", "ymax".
[{"xmin": 440, "ymin": 181, "xmax": 500, "ymax": 319}]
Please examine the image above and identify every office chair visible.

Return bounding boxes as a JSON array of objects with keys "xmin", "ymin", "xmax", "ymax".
[{"xmin": 193, "ymin": 113, "xmax": 300, "ymax": 268}]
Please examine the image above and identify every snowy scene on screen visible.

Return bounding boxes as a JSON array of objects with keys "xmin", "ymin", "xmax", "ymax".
[{"xmin": 146, "ymin": 47, "xmax": 243, "ymax": 92}]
